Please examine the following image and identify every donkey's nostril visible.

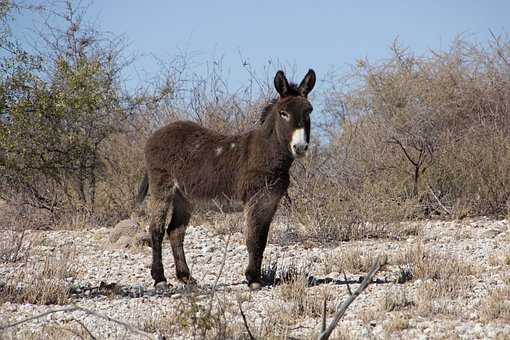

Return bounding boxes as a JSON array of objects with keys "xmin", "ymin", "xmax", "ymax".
[{"xmin": 293, "ymin": 143, "xmax": 308, "ymax": 155}]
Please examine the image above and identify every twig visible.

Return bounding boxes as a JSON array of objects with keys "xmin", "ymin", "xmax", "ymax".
[
  {"xmin": 318, "ymin": 256, "xmax": 385, "ymax": 340},
  {"xmin": 0, "ymin": 305, "xmax": 155, "ymax": 339},
  {"xmin": 0, "ymin": 306, "xmax": 79, "ymax": 330},
  {"xmin": 207, "ymin": 233, "xmax": 231, "ymax": 314},
  {"xmin": 489, "ymin": 29, "xmax": 510, "ymax": 66},
  {"xmin": 320, "ymin": 296, "xmax": 327, "ymax": 334},
  {"xmin": 342, "ymin": 272, "xmax": 353, "ymax": 296},
  {"xmin": 428, "ymin": 185, "xmax": 452, "ymax": 215},
  {"xmin": 238, "ymin": 299, "xmax": 256, "ymax": 340},
  {"xmin": 72, "ymin": 317, "xmax": 97, "ymax": 340}
]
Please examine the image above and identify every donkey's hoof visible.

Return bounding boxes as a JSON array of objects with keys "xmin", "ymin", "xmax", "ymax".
[
  {"xmin": 155, "ymin": 281, "xmax": 170, "ymax": 292},
  {"xmin": 248, "ymin": 282, "xmax": 263, "ymax": 291}
]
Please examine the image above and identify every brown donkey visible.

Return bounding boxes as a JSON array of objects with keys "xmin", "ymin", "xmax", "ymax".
[{"xmin": 137, "ymin": 69, "xmax": 316, "ymax": 290}]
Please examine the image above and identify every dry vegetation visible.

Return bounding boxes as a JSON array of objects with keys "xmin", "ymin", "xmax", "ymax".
[
  {"xmin": 1, "ymin": 1, "xmax": 510, "ymax": 339},
  {"xmin": 0, "ymin": 245, "xmax": 77, "ymax": 305},
  {"xmin": 481, "ymin": 285, "xmax": 510, "ymax": 322},
  {"xmin": 1, "ymin": 2, "xmax": 509, "ymax": 240}
]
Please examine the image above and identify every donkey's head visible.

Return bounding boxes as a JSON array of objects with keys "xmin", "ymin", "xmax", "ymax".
[{"xmin": 272, "ymin": 69, "xmax": 316, "ymax": 158}]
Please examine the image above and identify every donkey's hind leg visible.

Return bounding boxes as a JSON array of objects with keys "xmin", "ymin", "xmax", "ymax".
[
  {"xmin": 148, "ymin": 187, "xmax": 174, "ymax": 289},
  {"xmin": 167, "ymin": 189, "xmax": 196, "ymax": 284}
]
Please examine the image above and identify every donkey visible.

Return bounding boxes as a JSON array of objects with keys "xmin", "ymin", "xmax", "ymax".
[{"xmin": 137, "ymin": 69, "xmax": 316, "ymax": 290}]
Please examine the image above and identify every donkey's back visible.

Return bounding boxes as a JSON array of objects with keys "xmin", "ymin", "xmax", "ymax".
[{"xmin": 144, "ymin": 121, "xmax": 243, "ymax": 202}]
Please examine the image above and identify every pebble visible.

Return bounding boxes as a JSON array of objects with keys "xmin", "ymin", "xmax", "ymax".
[{"xmin": 1, "ymin": 220, "xmax": 510, "ymax": 339}]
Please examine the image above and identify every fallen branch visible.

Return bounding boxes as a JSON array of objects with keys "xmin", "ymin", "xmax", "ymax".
[
  {"xmin": 318, "ymin": 256, "xmax": 385, "ymax": 340},
  {"xmin": 238, "ymin": 299, "xmax": 256, "ymax": 340},
  {"xmin": 72, "ymin": 317, "xmax": 98, "ymax": 340},
  {"xmin": 0, "ymin": 305, "xmax": 156, "ymax": 339}
]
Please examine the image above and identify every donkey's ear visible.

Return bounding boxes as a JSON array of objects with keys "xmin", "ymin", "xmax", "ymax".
[
  {"xmin": 298, "ymin": 69, "xmax": 316, "ymax": 97},
  {"xmin": 274, "ymin": 70, "xmax": 290, "ymax": 97}
]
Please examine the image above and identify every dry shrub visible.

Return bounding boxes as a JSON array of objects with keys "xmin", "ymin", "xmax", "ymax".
[
  {"xmin": 287, "ymin": 146, "xmax": 423, "ymax": 243},
  {"xmin": 381, "ymin": 286, "xmax": 414, "ymax": 312},
  {"xmin": 394, "ymin": 242, "xmax": 477, "ymax": 283},
  {"xmin": 285, "ymin": 34, "xmax": 510, "ymax": 243},
  {"xmin": 0, "ymin": 230, "xmax": 28, "ymax": 263},
  {"xmin": 481, "ymin": 286, "xmax": 510, "ymax": 322},
  {"xmin": 197, "ymin": 211, "xmax": 244, "ymax": 236},
  {"xmin": 0, "ymin": 246, "xmax": 77, "ymax": 305},
  {"xmin": 94, "ymin": 129, "xmax": 148, "ymax": 223},
  {"xmin": 321, "ymin": 247, "xmax": 376, "ymax": 274},
  {"xmin": 141, "ymin": 289, "xmax": 241, "ymax": 339},
  {"xmin": 277, "ymin": 276, "xmax": 329, "ymax": 319},
  {"xmin": 383, "ymin": 315, "xmax": 410, "ymax": 334},
  {"xmin": 399, "ymin": 244, "xmax": 478, "ymax": 316},
  {"xmin": 4, "ymin": 11, "xmax": 510, "ymax": 241}
]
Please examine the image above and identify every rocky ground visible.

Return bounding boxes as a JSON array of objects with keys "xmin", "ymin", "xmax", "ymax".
[{"xmin": 1, "ymin": 217, "xmax": 510, "ymax": 339}]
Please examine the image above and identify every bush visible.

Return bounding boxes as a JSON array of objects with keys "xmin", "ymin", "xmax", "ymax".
[
  {"xmin": 304, "ymin": 35, "xmax": 510, "ymax": 234},
  {"xmin": 2, "ymin": 2, "xmax": 509, "ymax": 236},
  {"xmin": 0, "ymin": 3, "xmax": 127, "ymax": 222}
]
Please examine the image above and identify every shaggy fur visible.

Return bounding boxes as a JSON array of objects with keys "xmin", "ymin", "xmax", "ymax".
[{"xmin": 138, "ymin": 69, "xmax": 316, "ymax": 289}]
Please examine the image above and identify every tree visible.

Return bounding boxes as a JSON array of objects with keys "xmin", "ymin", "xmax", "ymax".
[{"xmin": 0, "ymin": 0, "xmax": 127, "ymax": 216}]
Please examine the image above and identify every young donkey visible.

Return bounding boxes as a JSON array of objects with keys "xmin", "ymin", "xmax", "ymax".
[{"xmin": 138, "ymin": 69, "xmax": 316, "ymax": 290}]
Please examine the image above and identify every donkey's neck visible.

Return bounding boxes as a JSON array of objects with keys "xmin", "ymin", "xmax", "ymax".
[{"xmin": 254, "ymin": 110, "xmax": 294, "ymax": 173}]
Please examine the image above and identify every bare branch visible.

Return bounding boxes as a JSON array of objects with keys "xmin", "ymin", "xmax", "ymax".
[
  {"xmin": 321, "ymin": 296, "xmax": 327, "ymax": 334},
  {"xmin": 318, "ymin": 256, "xmax": 385, "ymax": 340},
  {"xmin": 428, "ymin": 185, "xmax": 452, "ymax": 216},
  {"xmin": 0, "ymin": 305, "xmax": 155, "ymax": 339},
  {"xmin": 72, "ymin": 317, "xmax": 97, "ymax": 340},
  {"xmin": 343, "ymin": 272, "xmax": 353, "ymax": 296},
  {"xmin": 238, "ymin": 299, "xmax": 256, "ymax": 340},
  {"xmin": 489, "ymin": 29, "xmax": 510, "ymax": 66},
  {"xmin": 387, "ymin": 137, "xmax": 418, "ymax": 167}
]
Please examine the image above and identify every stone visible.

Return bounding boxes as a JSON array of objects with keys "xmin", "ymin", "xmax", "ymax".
[
  {"xmin": 482, "ymin": 229, "xmax": 502, "ymax": 238},
  {"xmin": 109, "ymin": 219, "xmax": 140, "ymax": 244}
]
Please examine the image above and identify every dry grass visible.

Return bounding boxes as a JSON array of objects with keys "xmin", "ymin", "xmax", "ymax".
[
  {"xmin": 481, "ymin": 286, "xmax": 510, "ymax": 322},
  {"xmin": 412, "ymin": 250, "xmax": 477, "ymax": 316},
  {"xmin": 201, "ymin": 211, "xmax": 244, "ymax": 236},
  {"xmin": 278, "ymin": 276, "xmax": 329, "ymax": 319},
  {"xmin": 389, "ymin": 242, "xmax": 478, "ymax": 316},
  {"xmin": 488, "ymin": 252, "xmax": 510, "ymax": 267},
  {"xmin": 0, "ymin": 245, "xmax": 77, "ymax": 305},
  {"xmin": 0, "ymin": 323, "xmax": 92, "ymax": 340},
  {"xmin": 142, "ymin": 290, "xmax": 243, "ymax": 339},
  {"xmin": 392, "ymin": 242, "xmax": 478, "ymax": 281},
  {"xmin": 383, "ymin": 315, "xmax": 410, "ymax": 334},
  {"xmin": 381, "ymin": 286, "xmax": 415, "ymax": 312},
  {"xmin": 321, "ymin": 246, "xmax": 378, "ymax": 275},
  {"xmin": 0, "ymin": 230, "xmax": 29, "ymax": 263}
]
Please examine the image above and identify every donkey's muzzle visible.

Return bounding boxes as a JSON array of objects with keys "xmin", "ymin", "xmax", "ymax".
[{"xmin": 292, "ymin": 143, "xmax": 308, "ymax": 157}]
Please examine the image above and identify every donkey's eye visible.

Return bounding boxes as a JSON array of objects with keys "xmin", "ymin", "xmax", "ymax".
[{"xmin": 280, "ymin": 111, "xmax": 290, "ymax": 121}]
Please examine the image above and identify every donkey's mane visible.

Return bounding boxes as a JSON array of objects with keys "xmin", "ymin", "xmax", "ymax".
[
  {"xmin": 259, "ymin": 99, "xmax": 277, "ymax": 124},
  {"xmin": 259, "ymin": 82, "xmax": 300, "ymax": 124}
]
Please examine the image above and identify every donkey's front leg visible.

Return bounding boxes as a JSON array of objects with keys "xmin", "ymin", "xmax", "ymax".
[{"xmin": 244, "ymin": 193, "xmax": 281, "ymax": 290}]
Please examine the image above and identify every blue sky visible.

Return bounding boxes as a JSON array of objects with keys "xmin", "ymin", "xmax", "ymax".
[{"xmin": 12, "ymin": 0, "xmax": 510, "ymax": 91}]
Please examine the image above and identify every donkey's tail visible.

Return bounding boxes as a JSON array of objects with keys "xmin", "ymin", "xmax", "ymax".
[{"xmin": 136, "ymin": 173, "xmax": 149, "ymax": 205}]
